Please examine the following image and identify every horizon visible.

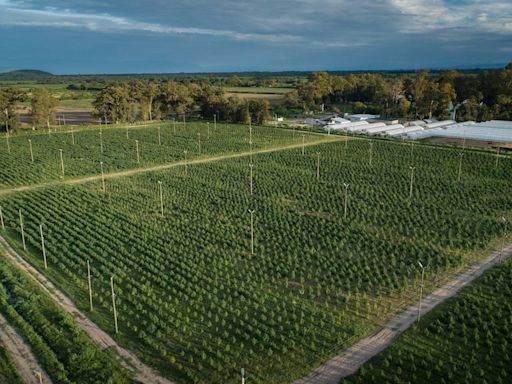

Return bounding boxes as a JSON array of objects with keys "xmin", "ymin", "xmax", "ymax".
[{"xmin": 1, "ymin": 62, "xmax": 508, "ymax": 77}]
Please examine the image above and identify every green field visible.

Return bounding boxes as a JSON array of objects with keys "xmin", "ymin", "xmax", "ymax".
[
  {"xmin": 345, "ymin": 257, "xmax": 512, "ymax": 384},
  {"xmin": 0, "ymin": 127, "xmax": 511, "ymax": 383},
  {"xmin": 0, "ymin": 345, "xmax": 21, "ymax": 384},
  {"xmin": 0, "ymin": 245, "xmax": 132, "ymax": 384},
  {"xmin": 0, "ymin": 122, "xmax": 321, "ymax": 188}
]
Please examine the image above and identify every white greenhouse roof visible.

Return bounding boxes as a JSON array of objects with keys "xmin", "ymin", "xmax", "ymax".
[{"xmin": 406, "ymin": 120, "xmax": 512, "ymax": 142}]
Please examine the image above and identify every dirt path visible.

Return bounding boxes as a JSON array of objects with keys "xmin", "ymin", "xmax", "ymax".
[
  {"xmin": 0, "ymin": 313, "xmax": 53, "ymax": 384},
  {"xmin": 0, "ymin": 236, "xmax": 174, "ymax": 384},
  {"xmin": 0, "ymin": 136, "xmax": 341, "ymax": 197},
  {"xmin": 293, "ymin": 243, "xmax": 512, "ymax": 384}
]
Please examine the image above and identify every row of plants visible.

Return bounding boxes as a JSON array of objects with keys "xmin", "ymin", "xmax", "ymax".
[
  {"xmin": 0, "ymin": 138, "xmax": 510, "ymax": 383},
  {"xmin": 346, "ymin": 257, "xmax": 512, "ymax": 384},
  {"xmin": 0, "ymin": 121, "xmax": 308, "ymax": 188},
  {"xmin": 0, "ymin": 248, "xmax": 133, "ymax": 384},
  {"xmin": 0, "ymin": 345, "xmax": 21, "ymax": 384}
]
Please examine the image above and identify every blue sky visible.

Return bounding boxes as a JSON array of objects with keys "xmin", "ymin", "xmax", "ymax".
[{"xmin": 0, "ymin": 0, "xmax": 511, "ymax": 74}]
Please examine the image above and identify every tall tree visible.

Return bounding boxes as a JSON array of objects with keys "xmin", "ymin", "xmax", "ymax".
[
  {"xmin": 436, "ymin": 82, "xmax": 457, "ymax": 119},
  {"xmin": 131, "ymin": 80, "xmax": 159, "ymax": 121},
  {"xmin": 30, "ymin": 88, "xmax": 58, "ymax": 129},
  {"xmin": 93, "ymin": 83, "xmax": 132, "ymax": 124},
  {"xmin": 0, "ymin": 87, "xmax": 25, "ymax": 133},
  {"xmin": 158, "ymin": 81, "xmax": 195, "ymax": 118}
]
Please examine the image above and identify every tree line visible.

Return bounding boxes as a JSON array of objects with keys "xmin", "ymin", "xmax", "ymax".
[
  {"xmin": 286, "ymin": 63, "xmax": 512, "ymax": 121},
  {"xmin": 0, "ymin": 88, "xmax": 58, "ymax": 133},
  {"xmin": 0, "ymin": 82, "xmax": 269, "ymax": 132},
  {"xmin": 92, "ymin": 80, "xmax": 269, "ymax": 125}
]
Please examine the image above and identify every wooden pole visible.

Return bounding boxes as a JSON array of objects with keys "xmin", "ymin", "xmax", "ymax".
[
  {"xmin": 495, "ymin": 146, "xmax": 500, "ymax": 169},
  {"xmin": 0, "ymin": 206, "xmax": 4, "ymax": 230},
  {"xmin": 28, "ymin": 139, "xmax": 34, "ymax": 163},
  {"xmin": 158, "ymin": 181, "xmax": 164, "ymax": 218},
  {"xmin": 249, "ymin": 164, "xmax": 253, "ymax": 196},
  {"xmin": 135, "ymin": 140, "xmax": 140, "ymax": 164},
  {"xmin": 343, "ymin": 183, "xmax": 349, "ymax": 220},
  {"xmin": 198, "ymin": 133, "xmax": 201, "ymax": 154},
  {"xmin": 173, "ymin": 118, "xmax": 176, "ymax": 134},
  {"xmin": 369, "ymin": 142, "xmax": 374, "ymax": 167},
  {"xmin": 409, "ymin": 166, "xmax": 415, "ymax": 199},
  {"xmin": 59, "ymin": 149, "xmax": 65, "ymax": 177},
  {"xmin": 100, "ymin": 161, "xmax": 106, "ymax": 193},
  {"xmin": 417, "ymin": 266, "xmax": 425, "ymax": 322},
  {"xmin": 87, "ymin": 260, "xmax": 93, "ymax": 311},
  {"xmin": 6, "ymin": 130, "xmax": 10, "ymax": 154},
  {"xmin": 158, "ymin": 126, "xmax": 162, "ymax": 146},
  {"xmin": 110, "ymin": 276, "xmax": 119, "ymax": 334},
  {"xmin": 39, "ymin": 224, "xmax": 47, "ymax": 269},
  {"xmin": 18, "ymin": 209, "xmax": 26, "ymax": 250},
  {"xmin": 71, "ymin": 127, "xmax": 75, "ymax": 145},
  {"xmin": 302, "ymin": 134, "xmax": 305, "ymax": 156},
  {"xmin": 214, "ymin": 114, "xmax": 217, "ymax": 130},
  {"xmin": 35, "ymin": 371, "xmax": 43, "ymax": 384},
  {"xmin": 316, "ymin": 152, "xmax": 320, "ymax": 181},
  {"xmin": 249, "ymin": 209, "xmax": 255, "ymax": 255},
  {"xmin": 184, "ymin": 150, "xmax": 188, "ymax": 176},
  {"xmin": 458, "ymin": 152, "xmax": 463, "ymax": 182},
  {"xmin": 99, "ymin": 131, "xmax": 103, "ymax": 154},
  {"xmin": 207, "ymin": 122, "xmax": 210, "ymax": 139}
]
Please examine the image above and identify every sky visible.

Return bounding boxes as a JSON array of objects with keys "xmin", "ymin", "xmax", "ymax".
[{"xmin": 0, "ymin": 0, "xmax": 511, "ymax": 74}]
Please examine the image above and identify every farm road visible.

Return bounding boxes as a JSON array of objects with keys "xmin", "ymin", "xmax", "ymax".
[
  {"xmin": 0, "ymin": 313, "xmax": 53, "ymax": 384},
  {"xmin": 0, "ymin": 236, "xmax": 174, "ymax": 384},
  {"xmin": 0, "ymin": 136, "xmax": 342, "ymax": 197},
  {"xmin": 293, "ymin": 243, "xmax": 512, "ymax": 384}
]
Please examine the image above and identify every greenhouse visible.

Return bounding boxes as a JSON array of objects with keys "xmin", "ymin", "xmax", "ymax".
[{"xmin": 406, "ymin": 120, "xmax": 512, "ymax": 142}]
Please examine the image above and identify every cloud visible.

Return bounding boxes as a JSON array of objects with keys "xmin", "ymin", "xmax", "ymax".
[
  {"xmin": 0, "ymin": 0, "xmax": 303, "ymax": 43},
  {"xmin": 0, "ymin": 0, "xmax": 365, "ymax": 47},
  {"xmin": 388, "ymin": 0, "xmax": 512, "ymax": 34}
]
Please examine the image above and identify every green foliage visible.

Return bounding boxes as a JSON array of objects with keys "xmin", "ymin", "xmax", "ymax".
[
  {"xmin": 30, "ymin": 88, "xmax": 58, "ymax": 128},
  {"xmin": 0, "ymin": 345, "xmax": 22, "ymax": 384},
  {"xmin": 0, "ymin": 135, "xmax": 511, "ymax": 383},
  {"xmin": 0, "ymin": 88, "xmax": 26, "ymax": 133},
  {"xmin": 0, "ymin": 258, "xmax": 132, "ymax": 384},
  {"xmin": 0, "ymin": 122, "xmax": 301, "ymax": 188},
  {"xmin": 346, "ymin": 258, "xmax": 512, "ymax": 384}
]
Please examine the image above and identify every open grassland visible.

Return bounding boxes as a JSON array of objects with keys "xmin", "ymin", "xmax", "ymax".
[
  {"xmin": 0, "ymin": 122, "xmax": 317, "ymax": 188},
  {"xmin": 0, "ymin": 136, "xmax": 511, "ymax": 383},
  {"xmin": 224, "ymin": 87, "xmax": 292, "ymax": 94},
  {"xmin": 345, "ymin": 257, "xmax": 512, "ymax": 384}
]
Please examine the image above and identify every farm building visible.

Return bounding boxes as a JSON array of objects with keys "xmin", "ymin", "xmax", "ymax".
[{"xmin": 406, "ymin": 120, "xmax": 512, "ymax": 143}]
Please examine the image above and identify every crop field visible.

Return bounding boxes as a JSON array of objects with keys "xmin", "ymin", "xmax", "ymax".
[
  {"xmin": 0, "ymin": 122, "xmax": 319, "ymax": 188},
  {"xmin": 346, "ymin": 257, "xmax": 512, "ymax": 384},
  {"xmin": 0, "ymin": 345, "xmax": 20, "ymax": 384},
  {"xmin": 0, "ymin": 131, "xmax": 511, "ymax": 383},
  {"xmin": 0, "ymin": 245, "xmax": 131, "ymax": 383}
]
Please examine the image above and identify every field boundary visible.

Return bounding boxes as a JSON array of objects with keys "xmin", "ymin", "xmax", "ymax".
[
  {"xmin": 0, "ymin": 236, "xmax": 174, "ymax": 384},
  {"xmin": 0, "ymin": 136, "xmax": 341, "ymax": 196},
  {"xmin": 0, "ymin": 312, "xmax": 52, "ymax": 384},
  {"xmin": 293, "ymin": 243, "xmax": 512, "ymax": 384}
]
